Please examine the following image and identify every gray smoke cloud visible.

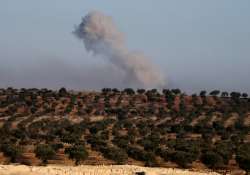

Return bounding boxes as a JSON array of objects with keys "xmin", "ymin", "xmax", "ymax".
[{"xmin": 74, "ymin": 11, "xmax": 165, "ymax": 88}]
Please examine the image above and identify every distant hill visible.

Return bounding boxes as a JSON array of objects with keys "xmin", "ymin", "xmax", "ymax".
[{"xmin": 0, "ymin": 88, "xmax": 249, "ymax": 174}]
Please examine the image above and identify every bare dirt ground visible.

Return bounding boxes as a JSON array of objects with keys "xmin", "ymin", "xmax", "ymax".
[
  {"xmin": 191, "ymin": 115, "xmax": 206, "ymax": 126},
  {"xmin": 243, "ymin": 113, "xmax": 250, "ymax": 126},
  {"xmin": 224, "ymin": 114, "xmax": 238, "ymax": 128},
  {"xmin": 0, "ymin": 165, "xmax": 222, "ymax": 175}
]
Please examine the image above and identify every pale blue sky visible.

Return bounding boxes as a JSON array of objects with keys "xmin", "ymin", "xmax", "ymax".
[{"xmin": 0, "ymin": 0, "xmax": 250, "ymax": 93}]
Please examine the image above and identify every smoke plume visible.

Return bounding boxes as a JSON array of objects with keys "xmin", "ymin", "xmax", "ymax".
[{"xmin": 74, "ymin": 11, "xmax": 165, "ymax": 88}]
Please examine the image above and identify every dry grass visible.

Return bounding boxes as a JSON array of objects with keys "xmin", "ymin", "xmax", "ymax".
[
  {"xmin": 243, "ymin": 113, "xmax": 250, "ymax": 126},
  {"xmin": 0, "ymin": 165, "xmax": 222, "ymax": 175},
  {"xmin": 224, "ymin": 114, "xmax": 238, "ymax": 128},
  {"xmin": 191, "ymin": 115, "xmax": 206, "ymax": 126}
]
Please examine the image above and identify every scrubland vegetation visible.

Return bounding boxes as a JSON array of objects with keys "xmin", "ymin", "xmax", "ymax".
[{"xmin": 0, "ymin": 87, "xmax": 249, "ymax": 173}]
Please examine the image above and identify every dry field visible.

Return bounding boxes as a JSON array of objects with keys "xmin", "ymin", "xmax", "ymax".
[{"xmin": 0, "ymin": 165, "xmax": 221, "ymax": 175}]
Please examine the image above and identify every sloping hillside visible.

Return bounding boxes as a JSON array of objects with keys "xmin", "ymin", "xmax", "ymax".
[{"xmin": 0, "ymin": 88, "xmax": 249, "ymax": 173}]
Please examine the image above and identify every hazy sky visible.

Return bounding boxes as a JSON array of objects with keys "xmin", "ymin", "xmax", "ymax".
[{"xmin": 0, "ymin": 0, "xmax": 250, "ymax": 93}]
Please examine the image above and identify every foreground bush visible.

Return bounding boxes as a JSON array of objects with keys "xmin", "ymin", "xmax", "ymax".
[
  {"xmin": 236, "ymin": 143, "xmax": 250, "ymax": 174},
  {"xmin": 65, "ymin": 145, "xmax": 88, "ymax": 165},
  {"xmin": 101, "ymin": 147, "xmax": 128, "ymax": 164},
  {"xmin": 1, "ymin": 144, "xmax": 22, "ymax": 163},
  {"xmin": 35, "ymin": 144, "xmax": 56, "ymax": 164},
  {"xmin": 201, "ymin": 151, "xmax": 224, "ymax": 169}
]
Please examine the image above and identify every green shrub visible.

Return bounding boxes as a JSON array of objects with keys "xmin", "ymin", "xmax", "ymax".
[
  {"xmin": 201, "ymin": 151, "xmax": 224, "ymax": 169},
  {"xmin": 236, "ymin": 143, "xmax": 250, "ymax": 173},
  {"xmin": 65, "ymin": 145, "xmax": 88, "ymax": 165},
  {"xmin": 34, "ymin": 144, "xmax": 56, "ymax": 164},
  {"xmin": 1, "ymin": 144, "xmax": 22, "ymax": 163},
  {"xmin": 170, "ymin": 151, "xmax": 194, "ymax": 168},
  {"xmin": 101, "ymin": 147, "xmax": 128, "ymax": 164}
]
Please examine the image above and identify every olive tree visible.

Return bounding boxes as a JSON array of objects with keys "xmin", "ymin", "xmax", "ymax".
[
  {"xmin": 65, "ymin": 145, "xmax": 88, "ymax": 165},
  {"xmin": 34, "ymin": 144, "xmax": 56, "ymax": 164}
]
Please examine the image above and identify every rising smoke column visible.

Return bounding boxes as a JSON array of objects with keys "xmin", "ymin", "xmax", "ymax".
[{"xmin": 74, "ymin": 11, "xmax": 165, "ymax": 88}]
